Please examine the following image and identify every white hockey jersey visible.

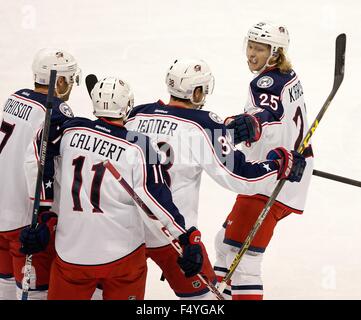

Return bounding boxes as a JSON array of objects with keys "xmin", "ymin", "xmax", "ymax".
[
  {"xmin": 26, "ymin": 117, "xmax": 187, "ymax": 265},
  {"xmin": 0, "ymin": 89, "xmax": 73, "ymax": 232},
  {"xmin": 241, "ymin": 67, "xmax": 314, "ymax": 212},
  {"xmin": 126, "ymin": 101, "xmax": 282, "ymax": 247}
]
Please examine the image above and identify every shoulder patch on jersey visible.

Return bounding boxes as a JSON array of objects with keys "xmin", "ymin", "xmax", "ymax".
[
  {"xmin": 209, "ymin": 112, "xmax": 223, "ymax": 124},
  {"xmin": 257, "ymin": 76, "xmax": 274, "ymax": 89},
  {"xmin": 59, "ymin": 103, "xmax": 74, "ymax": 118}
]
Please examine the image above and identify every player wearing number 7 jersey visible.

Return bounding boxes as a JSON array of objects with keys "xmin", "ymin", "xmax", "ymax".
[
  {"xmin": 216, "ymin": 21, "xmax": 314, "ymax": 300},
  {"xmin": 125, "ymin": 58, "xmax": 307, "ymax": 300},
  {"xmin": 0, "ymin": 48, "xmax": 80, "ymax": 300}
]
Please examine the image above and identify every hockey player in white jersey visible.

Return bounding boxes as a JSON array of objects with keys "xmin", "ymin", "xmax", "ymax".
[
  {"xmin": 20, "ymin": 77, "xmax": 204, "ymax": 300},
  {"xmin": 125, "ymin": 58, "xmax": 307, "ymax": 299},
  {"xmin": 0, "ymin": 48, "xmax": 80, "ymax": 300},
  {"xmin": 214, "ymin": 21, "xmax": 314, "ymax": 300}
]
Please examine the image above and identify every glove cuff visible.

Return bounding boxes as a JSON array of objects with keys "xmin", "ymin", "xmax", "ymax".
[
  {"xmin": 38, "ymin": 210, "xmax": 57, "ymax": 224},
  {"xmin": 188, "ymin": 229, "xmax": 201, "ymax": 245},
  {"xmin": 247, "ymin": 114, "xmax": 262, "ymax": 143},
  {"xmin": 178, "ymin": 227, "xmax": 201, "ymax": 246},
  {"xmin": 267, "ymin": 147, "xmax": 293, "ymax": 180},
  {"xmin": 224, "ymin": 116, "xmax": 235, "ymax": 126}
]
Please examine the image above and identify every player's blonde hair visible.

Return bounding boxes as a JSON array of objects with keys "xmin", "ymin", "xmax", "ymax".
[{"xmin": 269, "ymin": 48, "xmax": 292, "ymax": 73}]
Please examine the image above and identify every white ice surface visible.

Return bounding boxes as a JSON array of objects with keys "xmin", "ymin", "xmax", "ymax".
[{"xmin": 0, "ymin": 0, "xmax": 360, "ymax": 299}]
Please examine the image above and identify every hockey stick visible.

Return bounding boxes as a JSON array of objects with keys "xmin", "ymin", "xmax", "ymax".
[
  {"xmin": 85, "ymin": 73, "xmax": 98, "ymax": 98},
  {"xmin": 21, "ymin": 70, "xmax": 58, "ymax": 300},
  {"xmin": 217, "ymin": 33, "xmax": 346, "ymax": 294},
  {"xmin": 313, "ymin": 169, "xmax": 361, "ymax": 188},
  {"xmin": 103, "ymin": 160, "xmax": 225, "ymax": 300}
]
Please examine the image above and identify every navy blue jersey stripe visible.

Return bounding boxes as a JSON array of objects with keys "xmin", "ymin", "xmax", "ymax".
[
  {"xmin": 231, "ymin": 284, "xmax": 263, "ymax": 291},
  {"xmin": 223, "ymin": 238, "xmax": 266, "ymax": 253},
  {"xmin": 214, "ymin": 266, "xmax": 229, "ymax": 273}
]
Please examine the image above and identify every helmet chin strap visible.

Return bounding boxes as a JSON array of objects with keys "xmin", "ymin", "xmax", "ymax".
[
  {"xmin": 190, "ymin": 94, "xmax": 206, "ymax": 110},
  {"xmin": 56, "ymin": 83, "xmax": 73, "ymax": 101},
  {"xmin": 250, "ymin": 49, "xmax": 279, "ymax": 75}
]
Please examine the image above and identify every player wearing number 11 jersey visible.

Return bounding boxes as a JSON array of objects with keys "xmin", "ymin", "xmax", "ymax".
[
  {"xmin": 125, "ymin": 58, "xmax": 306, "ymax": 299},
  {"xmin": 22, "ymin": 77, "xmax": 204, "ymax": 300}
]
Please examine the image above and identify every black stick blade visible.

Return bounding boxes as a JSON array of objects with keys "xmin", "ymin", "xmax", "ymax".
[
  {"xmin": 333, "ymin": 33, "xmax": 346, "ymax": 90},
  {"xmin": 85, "ymin": 74, "xmax": 98, "ymax": 98}
]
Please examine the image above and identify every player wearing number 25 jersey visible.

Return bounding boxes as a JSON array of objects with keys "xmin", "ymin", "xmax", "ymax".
[
  {"xmin": 0, "ymin": 48, "xmax": 80, "ymax": 300},
  {"xmin": 125, "ymin": 58, "xmax": 306, "ymax": 299},
  {"xmin": 215, "ymin": 22, "xmax": 314, "ymax": 300}
]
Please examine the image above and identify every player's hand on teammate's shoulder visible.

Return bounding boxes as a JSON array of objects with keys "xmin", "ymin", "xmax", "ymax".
[
  {"xmin": 177, "ymin": 227, "xmax": 204, "ymax": 278},
  {"xmin": 225, "ymin": 113, "xmax": 262, "ymax": 145},
  {"xmin": 267, "ymin": 147, "xmax": 306, "ymax": 182}
]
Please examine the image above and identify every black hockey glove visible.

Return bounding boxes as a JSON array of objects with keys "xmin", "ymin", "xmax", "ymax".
[
  {"xmin": 177, "ymin": 227, "xmax": 204, "ymax": 278},
  {"xmin": 226, "ymin": 113, "xmax": 262, "ymax": 145},
  {"xmin": 19, "ymin": 224, "xmax": 50, "ymax": 255},
  {"xmin": 267, "ymin": 147, "xmax": 306, "ymax": 182},
  {"xmin": 19, "ymin": 211, "xmax": 57, "ymax": 255}
]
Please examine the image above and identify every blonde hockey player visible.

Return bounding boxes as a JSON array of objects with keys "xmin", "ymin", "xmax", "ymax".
[
  {"xmin": 125, "ymin": 58, "xmax": 307, "ymax": 300},
  {"xmin": 214, "ymin": 21, "xmax": 314, "ymax": 300}
]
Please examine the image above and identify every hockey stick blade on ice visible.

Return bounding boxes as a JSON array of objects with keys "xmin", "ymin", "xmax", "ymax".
[
  {"xmin": 21, "ymin": 70, "xmax": 57, "ymax": 300},
  {"xmin": 103, "ymin": 160, "xmax": 225, "ymax": 300},
  {"xmin": 85, "ymin": 74, "xmax": 98, "ymax": 98},
  {"xmin": 217, "ymin": 33, "xmax": 346, "ymax": 294}
]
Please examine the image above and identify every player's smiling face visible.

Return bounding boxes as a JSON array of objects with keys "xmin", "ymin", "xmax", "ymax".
[{"xmin": 246, "ymin": 40, "xmax": 271, "ymax": 72}]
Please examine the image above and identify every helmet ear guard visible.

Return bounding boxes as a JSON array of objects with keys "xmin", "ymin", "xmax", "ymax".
[
  {"xmin": 69, "ymin": 70, "xmax": 82, "ymax": 86},
  {"xmin": 91, "ymin": 77, "xmax": 134, "ymax": 120}
]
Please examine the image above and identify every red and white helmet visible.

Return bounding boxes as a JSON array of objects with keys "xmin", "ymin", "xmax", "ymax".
[
  {"xmin": 91, "ymin": 77, "xmax": 134, "ymax": 120},
  {"xmin": 165, "ymin": 58, "xmax": 214, "ymax": 108},
  {"xmin": 247, "ymin": 21, "xmax": 290, "ymax": 55}
]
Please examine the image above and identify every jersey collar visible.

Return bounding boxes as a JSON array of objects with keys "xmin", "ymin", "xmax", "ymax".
[
  {"xmin": 99, "ymin": 117, "xmax": 124, "ymax": 128},
  {"xmin": 158, "ymin": 99, "xmax": 190, "ymax": 110}
]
